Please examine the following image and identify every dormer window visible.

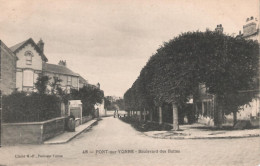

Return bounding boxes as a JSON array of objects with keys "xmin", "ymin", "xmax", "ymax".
[{"xmin": 25, "ymin": 51, "xmax": 33, "ymax": 65}]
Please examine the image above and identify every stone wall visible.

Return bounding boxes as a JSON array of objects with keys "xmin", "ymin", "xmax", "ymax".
[
  {"xmin": 0, "ymin": 40, "xmax": 17, "ymax": 95},
  {"xmin": 2, "ymin": 117, "xmax": 65, "ymax": 145},
  {"xmin": 82, "ymin": 115, "xmax": 93, "ymax": 124}
]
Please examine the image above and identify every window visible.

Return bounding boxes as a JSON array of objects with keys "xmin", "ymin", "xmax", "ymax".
[
  {"xmin": 67, "ymin": 76, "xmax": 72, "ymax": 85},
  {"xmin": 53, "ymin": 74, "xmax": 61, "ymax": 85},
  {"xmin": 25, "ymin": 51, "xmax": 33, "ymax": 65},
  {"xmin": 23, "ymin": 70, "xmax": 34, "ymax": 87}
]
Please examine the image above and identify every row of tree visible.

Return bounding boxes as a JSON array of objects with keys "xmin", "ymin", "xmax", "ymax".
[
  {"xmin": 124, "ymin": 31, "xmax": 259, "ymax": 130},
  {"xmin": 104, "ymin": 96, "xmax": 125, "ymax": 110}
]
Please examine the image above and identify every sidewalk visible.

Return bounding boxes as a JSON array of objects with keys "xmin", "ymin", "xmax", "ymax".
[
  {"xmin": 44, "ymin": 119, "xmax": 97, "ymax": 144},
  {"xmin": 143, "ymin": 123, "xmax": 260, "ymax": 139}
]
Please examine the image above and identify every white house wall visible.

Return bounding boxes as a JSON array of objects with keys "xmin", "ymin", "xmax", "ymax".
[
  {"xmin": 15, "ymin": 43, "xmax": 43, "ymax": 91},
  {"xmin": 72, "ymin": 76, "xmax": 78, "ymax": 88},
  {"xmin": 16, "ymin": 70, "xmax": 23, "ymax": 90},
  {"xmin": 16, "ymin": 44, "xmax": 43, "ymax": 71}
]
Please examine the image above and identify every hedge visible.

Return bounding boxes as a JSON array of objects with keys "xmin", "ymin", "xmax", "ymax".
[{"xmin": 2, "ymin": 92, "xmax": 62, "ymax": 123}]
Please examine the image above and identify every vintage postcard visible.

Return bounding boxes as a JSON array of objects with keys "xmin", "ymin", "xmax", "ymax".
[{"xmin": 0, "ymin": 0, "xmax": 259, "ymax": 166}]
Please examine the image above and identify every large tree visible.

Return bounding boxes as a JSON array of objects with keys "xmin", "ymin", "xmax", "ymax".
[{"xmin": 124, "ymin": 30, "xmax": 259, "ymax": 129}]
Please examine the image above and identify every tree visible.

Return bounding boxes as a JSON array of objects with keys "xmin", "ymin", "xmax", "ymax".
[
  {"xmin": 124, "ymin": 30, "xmax": 259, "ymax": 129},
  {"xmin": 70, "ymin": 85, "xmax": 104, "ymax": 116},
  {"xmin": 49, "ymin": 76, "xmax": 64, "ymax": 95},
  {"xmin": 35, "ymin": 75, "xmax": 50, "ymax": 94},
  {"xmin": 104, "ymin": 96, "xmax": 112, "ymax": 110}
]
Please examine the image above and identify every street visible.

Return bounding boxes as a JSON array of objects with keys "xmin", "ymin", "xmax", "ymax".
[{"xmin": 0, "ymin": 116, "xmax": 259, "ymax": 166}]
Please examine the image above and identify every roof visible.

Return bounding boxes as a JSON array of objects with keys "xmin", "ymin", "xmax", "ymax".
[
  {"xmin": 43, "ymin": 63, "xmax": 80, "ymax": 77},
  {"xmin": 0, "ymin": 40, "xmax": 18, "ymax": 60},
  {"xmin": 10, "ymin": 38, "xmax": 48, "ymax": 62},
  {"xmin": 79, "ymin": 75, "xmax": 88, "ymax": 84}
]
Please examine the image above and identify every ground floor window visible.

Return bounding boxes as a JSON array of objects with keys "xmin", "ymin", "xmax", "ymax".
[{"xmin": 23, "ymin": 70, "xmax": 34, "ymax": 87}]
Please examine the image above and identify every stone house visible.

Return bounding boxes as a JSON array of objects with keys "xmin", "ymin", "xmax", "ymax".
[{"xmin": 0, "ymin": 40, "xmax": 17, "ymax": 95}]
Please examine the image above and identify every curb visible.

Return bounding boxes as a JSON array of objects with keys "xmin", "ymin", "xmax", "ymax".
[
  {"xmin": 142, "ymin": 133, "xmax": 260, "ymax": 140},
  {"xmin": 44, "ymin": 119, "xmax": 98, "ymax": 145}
]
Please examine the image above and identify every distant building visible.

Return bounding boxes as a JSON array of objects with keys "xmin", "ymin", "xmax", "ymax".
[
  {"xmin": 215, "ymin": 24, "xmax": 224, "ymax": 33},
  {"xmin": 242, "ymin": 16, "xmax": 259, "ymax": 41}
]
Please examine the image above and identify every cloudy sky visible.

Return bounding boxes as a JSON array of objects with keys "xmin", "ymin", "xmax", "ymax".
[{"xmin": 0, "ymin": 0, "xmax": 258, "ymax": 97}]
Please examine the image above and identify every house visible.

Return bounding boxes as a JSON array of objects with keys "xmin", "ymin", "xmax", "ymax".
[
  {"xmin": 9, "ymin": 38, "xmax": 80, "ymax": 93},
  {"xmin": 0, "ymin": 40, "xmax": 17, "ymax": 95},
  {"xmin": 79, "ymin": 75, "xmax": 88, "ymax": 88},
  {"xmin": 43, "ymin": 61, "xmax": 80, "ymax": 93},
  {"xmin": 194, "ymin": 83, "xmax": 215, "ymax": 126},
  {"xmin": 234, "ymin": 16, "xmax": 260, "ymax": 124},
  {"xmin": 10, "ymin": 38, "xmax": 48, "ymax": 92}
]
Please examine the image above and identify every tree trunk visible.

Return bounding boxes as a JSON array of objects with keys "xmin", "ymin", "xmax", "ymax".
[
  {"xmin": 213, "ymin": 96, "xmax": 223, "ymax": 128},
  {"xmin": 150, "ymin": 110, "xmax": 153, "ymax": 121},
  {"xmin": 159, "ymin": 106, "xmax": 162, "ymax": 124},
  {"xmin": 233, "ymin": 111, "xmax": 237, "ymax": 127},
  {"xmin": 144, "ymin": 108, "xmax": 146, "ymax": 121},
  {"xmin": 172, "ymin": 103, "xmax": 179, "ymax": 131},
  {"xmin": 216, "ymin": 102, "xmax": 223, "ymax": 129}
]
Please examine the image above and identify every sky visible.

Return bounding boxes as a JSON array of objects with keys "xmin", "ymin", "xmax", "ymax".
[{"xmin": 0, "ymin": 0, "xmax": 259, "ymax": 97}]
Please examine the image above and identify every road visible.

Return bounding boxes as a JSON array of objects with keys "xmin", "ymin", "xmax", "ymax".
[{"xmin": 0, "ymin": 116, "xmax": 259, "ymax": 166}]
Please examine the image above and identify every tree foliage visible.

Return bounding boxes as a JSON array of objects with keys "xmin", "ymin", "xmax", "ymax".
[
  {"xmin": 35, "ymin": 74, "xmax": 50, "ymax": 94},
  {"xmin": 124, "ymin": 31, "xmax": 259, "ymax": 128},
  {"xmin": 69, "ymin": 85, "xmax": 104, "ymax": 116}
]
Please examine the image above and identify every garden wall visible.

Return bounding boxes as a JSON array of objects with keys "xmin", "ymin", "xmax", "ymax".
[
  {"xmin": 2, "ymin": 117, "xmax": 65, "ymax": 145},
  {"xmin": 81, "ymin": 115, "xmax": 93, "ymax": 124}
]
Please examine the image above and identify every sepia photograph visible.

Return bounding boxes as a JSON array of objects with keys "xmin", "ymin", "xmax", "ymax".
[{"xmin": 0, "ymin": 0, "xmax": 260, "ymax": 166}]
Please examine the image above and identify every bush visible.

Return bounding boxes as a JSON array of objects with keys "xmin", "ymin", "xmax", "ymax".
[
  {"xmin": 2, "ymin": 92, "xmax": 62, "ymax": 123},
  {"xmin": 120, "ymin": 116, "xmax": 172, "ymax": 132}
]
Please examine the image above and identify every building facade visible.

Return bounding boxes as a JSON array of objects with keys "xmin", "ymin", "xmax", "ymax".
[
  {"xmin": 9, "ymin": 38, "xmax": 80, "ymax": 93},
  {"xmin": 236, "ymin": 16, "xmax": 260, "ymax": 122},
  {"xmin": 0, "ymin": 40, "xmax": 17, "ymax": 95},
  {"xmin": 43, "ymin": 61, "xmax": 80, "ymax": 93},
  {"xmin": 10, "ymin": 38, "xmax": 48, "ymax": 92}
]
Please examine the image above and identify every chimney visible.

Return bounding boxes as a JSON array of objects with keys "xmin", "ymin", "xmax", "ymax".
[
  {"xmin": 243, "ymin": 16, "xmax": 257, "ymax": 36},
  {"xmin": 58, "ymin": 60, "xmax": 67, "ymax": 67},
  {"xmin": 215, "ymin": 24, "xmax": 223, "ymax": 33},
  {"xmin": 37, "ymin": 39, "xmax": 44, "ymax": 53}
]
